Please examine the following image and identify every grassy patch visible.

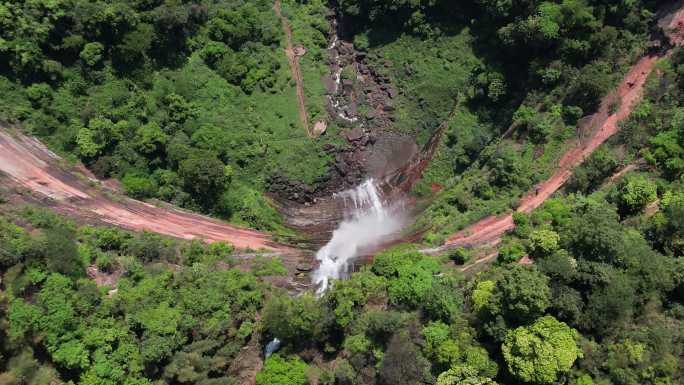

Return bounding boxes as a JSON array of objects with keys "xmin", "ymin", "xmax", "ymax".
[{"xmin": 368, "ymin": 29, "xmax": 481, "ymax": 141}]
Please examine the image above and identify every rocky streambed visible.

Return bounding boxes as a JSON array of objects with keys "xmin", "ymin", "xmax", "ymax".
[{"xmin": 267, "ymin": 8, "xmax": 430, "ymax": 241}]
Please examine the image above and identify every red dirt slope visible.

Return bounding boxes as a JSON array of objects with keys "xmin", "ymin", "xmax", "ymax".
[
  {"xmin": 443, "ymin": 9, "xmax": 684, "ymax": 250},
  {"xmin": 0, "ymin": 129, "xmax": 290, "ymax": 251}
]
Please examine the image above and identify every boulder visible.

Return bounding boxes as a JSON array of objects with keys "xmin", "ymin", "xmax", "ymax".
[
  {"xmin": 296, "ymin": 262, "xmax": 313, "ymax": 272},
  {"xmin": 313, "ymin": 120, "xmax": 327, "ymax": 136},
  {"xmin": 345, "ymin": 127, "xmax": 364, "ymax": 142}
]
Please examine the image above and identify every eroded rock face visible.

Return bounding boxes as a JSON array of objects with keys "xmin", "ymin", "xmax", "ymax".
[{"xmin": 267, "ymin": 10, "xmax": 419, "ymax": 239}]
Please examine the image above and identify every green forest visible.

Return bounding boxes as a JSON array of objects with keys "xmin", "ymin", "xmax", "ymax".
[{"xmin": 2, "ymin": 0, "xmax": 684, "ymax": 385}]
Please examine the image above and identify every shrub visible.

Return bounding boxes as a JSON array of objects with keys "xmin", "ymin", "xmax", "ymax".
[
  {"xmin": 122, "ymin": 173, "xmax": 157, "ymax": 199},
  {"xmin": 617, "ymin": 175, "xmax": 657, "ymax": 215},
  {"xmin": 448, "ymin": 247, "xmax": 471, "ymax": 264},
  {"xmin": 96, "ymin": 253, "xmax": 114, "ymax": 272},
  {"xmin": 256, "ymin": 354, "xmax": 308, "ymax": 385}
]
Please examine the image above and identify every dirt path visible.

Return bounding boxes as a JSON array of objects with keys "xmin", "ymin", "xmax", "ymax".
[
  {"xmin": 0, "ymin": 129, "xmax": 292, "ymax": 251},
  {"xmin": 435, "ymin": 9, "xmax": 684, "ymax": 255},
  {"xmin": 597, "ymin": 162, "xmax": 640, "ymax": 190},
  {"xmin": 274, "ymin": 0, "xmax": 311, "ymax": 137}
]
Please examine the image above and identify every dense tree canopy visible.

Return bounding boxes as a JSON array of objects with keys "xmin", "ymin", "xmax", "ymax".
[{"xmin": 501, "ymin": 316, "xmax": 582, "ymax": 384}]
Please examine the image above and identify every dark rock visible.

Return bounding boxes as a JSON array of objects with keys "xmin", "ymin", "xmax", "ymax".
[
  {"xmin": 382, "ymin": 104, "xmax": 395, "ymax": 112},
  {"xmin": 296, "ymin": 262, "xmax": 313, "ymax": 272},
  {"xmin": 339, "ymin": 42, "xmax": 353, "ymax": 55},
  {"xmin": 335, "ymin": 161, "xmax": 348, "ymax": 176},
  {"xmin": 321, "ymin": 75, "xmax": 336, "ymax": 94},
  {"xmin": 348, "ymin": 102, "xmax": 358, "ymax": 116},
  {"xmin": 345, "ymin": 127, "xmax": 364, "ymax": 142},
  {"xmin": 352, "ymin": 150, "xmax": 365, "ymax": 163}
]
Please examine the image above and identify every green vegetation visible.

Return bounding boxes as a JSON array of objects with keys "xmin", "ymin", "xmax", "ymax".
[
  {"xmin": 4, "ymin": 154, "xmax": 684, "ymax": 384},
  {"xmin": 257, "ymin": 354, "xmax": 308, "ymax": 385},
  {"xmin": 3, "ymin": 1, "xmax": 684, "ymax": 385},
  {"xmin": 337, "ymin": 0, "xmax": 654, "ymax": 243},
  {"xmin": 0, "ymin": 0, "xmax": 340, "ymax": 234},
  {"xmin": 502, "ymin": 316, "xmax": 582, "ymax": 384}
]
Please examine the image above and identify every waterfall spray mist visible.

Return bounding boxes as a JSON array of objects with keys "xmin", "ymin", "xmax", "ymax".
[{"xmin": 312, "ymin": 179, "xmax": 406, "ymax": 293}]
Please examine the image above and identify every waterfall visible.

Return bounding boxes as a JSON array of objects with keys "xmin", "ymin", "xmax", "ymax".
[
  {"xmin": 312, "ymin": 179, "xmax": 406, "ymax": 293},
  {"xmin": 264, "ymin": 338, "xmax": 281, "ymax": 357}
]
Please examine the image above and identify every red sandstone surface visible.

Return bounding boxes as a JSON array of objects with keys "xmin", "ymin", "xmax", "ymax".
[
  {"xmin": 0, "ymin": 129, "xmax": 290, "ymax": 251},
  {"xmin": 443, "ymin": 8, "xmax": 684, "ymax": 251}
]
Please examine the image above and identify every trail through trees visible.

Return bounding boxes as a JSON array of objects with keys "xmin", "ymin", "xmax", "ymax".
[
  {"xmin": 430, "ymin": 9, "xmax": 684, "ymax": 265},
  {"xmin": 0, "ymin": 129, "xmax": 291, "ymax": 251}
]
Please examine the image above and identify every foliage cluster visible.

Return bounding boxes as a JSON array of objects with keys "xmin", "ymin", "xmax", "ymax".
[{"xmin": 0, "ymin": 0, "xmax": 336, "ymax": 233}]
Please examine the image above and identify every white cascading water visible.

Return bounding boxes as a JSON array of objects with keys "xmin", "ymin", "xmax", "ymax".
[{"xmin": 312, "ymin": 179, "xmax": 406, "ymax": 293}]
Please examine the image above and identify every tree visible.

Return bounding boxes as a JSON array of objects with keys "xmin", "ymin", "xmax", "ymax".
[
  {"xmin": 582, "ymin": 272, "xmax": 636, "ymax": 334},
  {"xmin": 488, "ymin": 147, "xmax": 530, "ymax": 189},
  {"xmin": 660, "ymin": 191, "xmax": 684, "ymax": 255},
  {"xmin": 502, "ymin": 316, "xmax": 582, "ymax": 384},
  {"xmin": 178, "ymin": 153, "xmax": 227, "ymax": 207},
  {"xmin": 566, "ymin": 148, "xmax": 619, "ymax": 193},
  {"xmin": 80, "ymin": 42, "xmax": 105, "ymax": 67},
  {"xmin": 477, "ymin": 265, "xmax": 551, "ymax": 341},
  {"xmin": 135, "ymin": 122, "xmax": 168, "ymax": 155},
  {"xmin": 379, "ymin": 331, "xmax": 433, "ymax": 385},
  {"xmin": 562, "ymin": 199, "xmax": 626, "ymax": 265},
  {"xmin": 122, "ymin": 173, "xmax": 157, "ymax": 199},
  {"xmin": 387, "ymin": 258, "xmax": 440, "ymax": 308},
  {"xmin": 262, "ymin": 294, "xmax": 327, "ymax": 348},
  {"xmin": 616, "ymin": 175, "xmax": 657, "ymax": 215},
  {"xmin": 497, "ymin": 240, "xmax": 526, "ymax": 264},
  {"xmin": 528, "ymin": 229, "xmax": 560, "ymax": 258},
  {"xmin": 326, "ymin": 270, "xmax": 387, "ymax": 329},
  {"xmin": 76, "ymin": 118, "xmax": 126, "ymax": 159},
  {"xmin": 422, "ymin": 322, "xmax": 460, "ymax": 367},
  {"xmin": 422, "ymin": 278, "xmax": 463, "ymax": 323},
  {"xmin": 163, "ymin": 340, "xmax": 232, "ymax": 385},
  {"xmin": 162, "ymin": 93, "xmax": 197, "ymax": 133},
  {"xmin": 256, "ymin": 354, "xmax": 308, "ymax": 385},
  {"xmin": 436, "ymin": 365, "xmax": 498, "ymax": 385},
  {"xmin": 566, "ymin": 61, "xmax": 613, "ymax": 113},
  {"xmin": 40, "ymin": 227, "xmax": 83, "ymax": 277},
  {"xmin": 76, "ymin": 126, "xmax": 104, "ymax": 158},
  {"xmin": 0, "ymin": 218, "xmax": 29, "ymax": 268},
  {"xmin": 652, "ymin": 137, "xmax": 684, "ymax": 178},
  {"xmin": 115, "ymin": 23, "xmax": 154, "ymax": 65},
  {"xmin": 493, "ymin": 265, "xmax": 551, "ymax": 325},
  {"xmin": 26, "ymin": 83, "xmax": 52, "ymax": 107},
  {"xmin": 472, "ymin": 280, "xmax": 496, "ymax": 313}
]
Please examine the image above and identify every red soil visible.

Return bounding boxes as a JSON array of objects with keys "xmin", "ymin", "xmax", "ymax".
[
  {"xmin": 0, "ymin": 129, "xmax": 291, "ymax": 251},
  {"xmin": 444, "ymin": 9, "xmax": 684, "ymax": 250}
]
